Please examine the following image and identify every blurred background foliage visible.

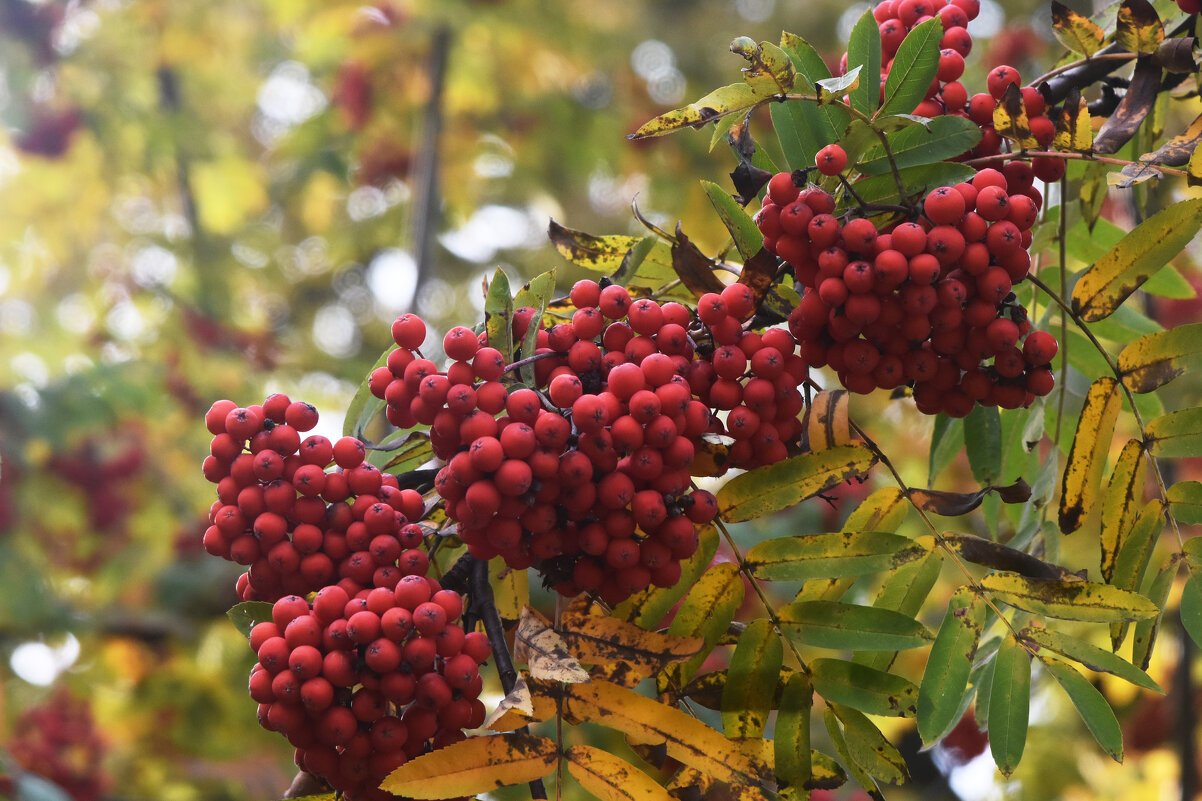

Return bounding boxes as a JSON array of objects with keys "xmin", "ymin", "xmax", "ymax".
[{"xmin": 3, "ymin": 0, "xmax": 1197, "ymax": 800}]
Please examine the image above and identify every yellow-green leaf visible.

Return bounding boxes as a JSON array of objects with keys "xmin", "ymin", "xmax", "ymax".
[
  {"xmin": 490, "ymin": 559, "xmax": 529, "ymax": 622},
  {"xmin": 1039, "ymin": 655, "xmax": 1124, "ymax": 761},
  {"xmin": 1119, "ymin": 323, "xmax": 1202, "ymax": 393},
  {"xmin": 722, "ymin": 619, "xmax": 784, "ymax": 738},
  {"xmin": 661, "ymin": 562, "xmax": 745, "ymax": 688},
  {"xmin": 1146, "ymin": 406, "xmax": 1202, "ymax": 458},
  {"xmin": 701, "ymin": 179, "xmax": 763, "ymax": 260},
  {"xmin": 1053, "ymin": 89, "xmax": 1094, "ymax": 152},
  {"xmin": 1182, "ymin": 568, "xmax": 1202, "ymax": 649},
  {"xmin": 630, "ymin": 83, "xmax": 770, "ymax": 139},
  {"xmin": 827, "ymin": 703, "xmax": 909, "ymax": 785},
  {"xmin": 842, "ymin": 486, "xmax": 909, "ymax": 532},
  {"xmin": 615, "ymin": 525, "xmax": 719, "ymax": 628},
  {"xmin": 1132, "ymin": 555, "xmax": 1180, "ymax": 670},
  {"xmin": 746, "ymin": 531, "xmax": 926, "ymax": 582},
  {"xmin": 380, "ymin": 732, "xmax": 556, "ymax": 797},
  {"xmin": 1167, "ymin": 481, "xmax": 1202, "ymax": 523},
  {"xmin": 778, "ymin": 600, "xmax": 932, "ymax": 650},
  {"xmin": 557, "ymin": 607, "xmax": 704, "ymax": 685},
  {"xmin": 717, "ymin": 443, "xmax": 877, "ymax": 523},
  {"xmin": 483, "ymin": 267, "xmax": 515, "ymax": 364},
  {"xmin": 1019, "ymin": 626, "xmax": 1162, "ymax": 693},
  {"xmin": 775, "ymin": 672, "xmax": 813, "ymax": 793},
  {"xmin": 1100, "ymin": 440, "xmax": 1147, "ymax": 582},
  {"xmin": 812, "ymin": 657, "xmax": 919, "ymax": 718},
  {"xmin": 981, "ymin": 572, "xmax": 1160, "ymax": 622},
  {"xmin": 1071, "ymin": 198, "xmax": 1202, "ymax": 322},
  {"xmin": 988, "ymin": 636, "xmax": 1030, "ymax": 776},
  {"xmin": 731, "ymin": 38, "xmax": 796, "ymax": 96},
  {"xmin": 1059, "ymin": 377, "xmax": 1122, "ymax": 533},
  {"xmin": 918, "ymin": 588, "xmax": 984, "ymax": 745},
  {"xmin": 564, "ymin": 745, "xmax": 673, "ymax": 801},
  {"xmin": 1051, "ymin": 0, "xmax": 1106, "ymax": 55}
]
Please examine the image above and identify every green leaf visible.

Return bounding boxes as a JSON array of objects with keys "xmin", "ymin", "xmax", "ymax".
[
  {"xmin": 988, "ymin": 636, "xmax": 1031, "ymax": 775},
  {"xmin": 1132, "ymin": 555, "xmax": 1179, "ymax": 670},
  {"xmin": 1142, "ymin": 263, "xmax": 1196, "ymax": 298},
  {"xmin": 1099, "ymin": 440, "xmax": 1147, "ymax": 583},
  {"xmin": 721, "ymin": 619, "xmax": 783, "ymax": 738},
  {"xmin": 717, "ymin": 443, "xmax": 877, "ymax": 523},
  {"xmin": 630, "ymin": 83, "xmax": 771, "ymax": 139},
  {"xmin": 919, "ymin": 588, "xmax": 985, "ymax": 745},
  {"xmin": 828, "ymin": 704, "xmax": 909, "ymax": 785},
  {"xmin": 774, "ymin": 672, "xmax": 813, "ymax": 793},
  {"xmin": 1070, "ymin": 198, "xmax": 1202, "ymax": 321},
  {"xmin": 1118, "ymin": 323, "xmax": 1202, "ymax": 393},
  {"xmin": 878, "ymin": 18, "xmax": 943, "ymax": 118},
  {"xmin": 973, "ymin": 648, "xmax": 998, "ymax": 731},
  {"xmin": 1020, "ymin": 626, "xmax": 1161, "ymax": 692},
  {"xmin": 1039, "ymin": 655, "xmax": 1124, "ymax": 761},
  {"xmin": 846, "ymin": 9, "xmax": 882, "ymax": 117},
  {"xmin": 701, "ymin": 179, "xmax": 763, "ymax": 259},
  {"xmin": 849, "ymin": 161, "xmax": 977, "ymax": 208},
  {"xmin": 775, "ymin": 32, "xmax": 847, "ymax": 168},
  {"xmin": 981, "ymin": 572, "xmax": 1160, "ymax": 622},
  {"xmin": 483, "ymin": 266, "xmax": 515, "ymax": 363},
  {"xmin": 227, "ymin": 601, "xmax": 273, "ymax": 638},
  {"xmin": 1167, "ymin": 481, "xmax": 1202, "ymax": 523},
  {"xmin": 1059, "ymin": 377, "xmax": 1122, "ymax": 533},
  {"xmin": 745, "ymin": 531, "xmax": 927, "ymax": 582},
  {"xmin": 343, "ymin": 343, "xmax": 392, "ymax": 438},
  {"xmin": 813, "ymin": 658, "xmax": 919, "ymax": 718},
  {"xmin": 1146, "ymin": 406, "xmax": 1202, "ymax": 458},
  {"xmin": 855, "ymin": 115, "xmax": 982, "ymax": 175},
  {"xmin": 855, "ymin": 549, "xmax": 944, "ymax": 671},
  {"xmin": 512, "ymin": 269, "xmax": 557, "ymax": 313},
  {"xmin": 964, "ymin": 404, "xmax": 1002, "ymax": 484},
  {"xmin": 731, "ymin": 38, "xmax": 796, "ymax": 95},
  {"xmin": 371, "ymin": 430, "xmax": 434, "ymax": 474},
  {"xmin": 824, "ymin": 707, "xmax": 883, "ymax": 798},
  {"xmin": 661, "ymin": 563, "xmax": 745, "ymax": 688},
  {"xmin": 928, "ymin": 413, "xmax": 963, "ymax": 485},
  {"xmin": 778, "ymin": 600, "xmax": 932, "ymax": 651},
  {"xmin": 1180, "ymin": 568, "xmax": 1202, "ymax": 649}
]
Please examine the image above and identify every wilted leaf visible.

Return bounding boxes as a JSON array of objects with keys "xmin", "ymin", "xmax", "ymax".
[
  {"xmin": 731, "ymin": 38, "xmax": 796, "ymax": 96},
  {"xmin": 909, "ymin": 479, "xmax": 1031, "ymax": 517},
  {"xmin": 993, "ymin": 83, "xmax": 1039, "ymax": 149},
  {"xmin": 988, "ymin": 636, "xmax": 1031, "ymax": 776},
  {"xmin": 380, "ymin": 732, "xmax": 557, "ymax": 797},
  {"xmin": 564, "ymin": 680, "xmax": 773, "ymax": 790},
  {"xmin": 514, "ymin": 606, "xmax": 590, "ymax": 683},
  {"xmin": 1093, "ymin": 55, "xmax": 1162, "ymax": 155},
  {"xmin": 806, "ymin": 390, "xmax": 851, "ymax": 452},
  {"xmin": 722, "ymin": 619, "xmax": 784, "ymax": 738},
  {"xmin": 1059, "ymin": 377, "xmax": 1122, "ymax": 533},
  {"xmin": 1114, "ymin": 0, "xmax": 1164, "ymax": 53},
  {"xmin": 1100, "ymin": 440, "xmax": 1148, "ymax": 582},
  {"xmin": 1019, "ymin": 626, "xmax": 1162, "ymax": 692},
  {"xmin": 812, "ymin": 658, "xmax": 919, "ymax": 718},
  {"xmin": 670, "ymin": 224, "xmax": 728, "ymax": 298},
  {"xmin": 1074, "ymin": 197, "xmax": 1202, "ymax": 320},
  {"xmin": 1052, "ymin": 0, "xmax": 1106, "ymax": 55},
  {"xmin": 564, "ymin": 745, "xmax": 673, "ymax": 801},
  {"xmin": 919, "ymin": 588, "xmax": 984, "ymax": 745},
  {"xmin": 981, "ymin": 572, "xmax": 1159, "ymax": 622},
  {"xmin": 717, "ymin": 443, "xmax": 877, "ymax": 522},
  {"xmin": 485, "ymin": 676, "xmax": 558, "ymax": 731},
  {"xmin": 778, "ymin": 600, "xmax": 932, "ymax": 650},
  {"xmin": 736, "ymin": 248, "xmax": 782, "ymax": 317},
  {"xmin": 630, "ymin": 83, "xmax": 772, "ymax": 139},
  {"xmin": 558, "ymin": 608, "xmax": 704, "ymax": 682},
  {"xmin": 227, "ymin": 601, "xmax": 273, "ymax": 638},
  {"xmin": 1119, "ymin": 323, "xmax": 1202, "ymax": 393},
  {"xmin": 1039, "ymin": 656, "xmax": 1124, "ymax": 761},
  {"xmin": 941, "ymin": 533, "xmax": 1077, "ymax": 580},
  {"xmin": 1140, "ymin": 110, "xmax": 1202, "ymax": 166},
  {"xmin": 1053, "ymin": 88, "xmax": 1094, "ymax": 152},
  {"xmin": 745, "ymin": 531, "xmax": 926, "ymax": 582},
  {"xmin": 1146, "ymin": 406, "xmax": 1202, "ymax": 458}
]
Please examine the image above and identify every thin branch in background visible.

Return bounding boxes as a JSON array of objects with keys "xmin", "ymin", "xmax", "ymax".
[{"xmin": 408, "ymin": 25, "xmax": 451, "ymax": 313}]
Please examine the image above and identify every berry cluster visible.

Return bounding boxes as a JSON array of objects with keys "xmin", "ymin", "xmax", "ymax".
[
  {"xmin": 368, "ymin": 281, "xmax": 808, "ymax": 604},
  {"xmin": 250, "ymin": 587, "xmax": 485, "ymax": 801},
  {"xmin": 6, "ymin": 688, "xmax": 108, "ymax": 801},
  {"xmin": 754, "ymin": 0, "xmax": 1061, "ymax": 416},
  {"xmin": 201, "ymin": 394, "xmax": 426, "ymax": 603}
]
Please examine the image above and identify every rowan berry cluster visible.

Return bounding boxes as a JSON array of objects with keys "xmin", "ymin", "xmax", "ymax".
[
  {"xmin": 756, "ymin": 0, "xmax": 1061, "ymax": 416},
  {"xmin": 6, "ymin": 688, "xmax": 108, "ymax": 801},
  {"xmin": 368, "ymin": 280, "xmax": 808, "ymax": 604},
  {"xmin": 201, "ymin": 394, "xmax": 426, "ymax": 603},
  {"xmin": 248, "ymin": 587, "xmax": 486, "ymax": 801}
]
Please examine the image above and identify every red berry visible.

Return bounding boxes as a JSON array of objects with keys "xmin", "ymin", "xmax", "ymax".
[{"xmin": 815, "ymin": 144, "xmax": 848, "ymax": 176}]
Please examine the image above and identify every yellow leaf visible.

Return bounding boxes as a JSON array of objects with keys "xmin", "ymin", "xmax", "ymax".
[
  {"xmin": 1059, "ymin": 377, "xmax": 1121, "ymax": 534},
  {"xmin": 690, "ymin": 435, "xmax": 733, "ymax": 477},
  {"xmin": 565, "ymin": 745, "xmax": 673, "ymax": 801},
  {"xmin": 1118, "ymin": 323, "xmax": 1202, "ymax": 393},
  {"xmin": 1053, "ymin": 88, "xmax": 1093, "ymax": 153},
  {"xmin": 557, "ymin": 603, "xmax": 705, "ymax": 682},
  {"xmin": 806, "ymin": 390, "xmax": 851, "ymax": 452},
  {"xmin": 981, "ymin": 572, "xmax": 1160, "ymax": 622},
  {"xmin": 490, "ymin": 559, "xmax": 529, "ymax": 621},
  {"xmin": 191, "ymin": 156, "xmax": 268, "ymax": 235},
  {"xmin": 1115, "ymin": 0, "xmax": 1164, "ymax": 54},
  {"xmin": 1099, "ymin": 439, "xmax": 1147, "ymax": 583},
  {"xmin": 993, "ymin": 83, "xmax": 1039, "ymax": 149},
  {"xmin": 1051, "ymin": 0, "xmax": 1106, "ymax": 55},
  {"xmin": 660, "ymin": 562, "xmax": 745, "ymax": 689},
  {"xmin": 380, "ymin": 732, "xmax": 556, "ymax": 797},
  {"xmin": 515, "ymin": 606, "xmax": 590, "ymax": 683},
  {"xmin": 564, "ymin": 680, "xmax": 774, "ymax": 790}
]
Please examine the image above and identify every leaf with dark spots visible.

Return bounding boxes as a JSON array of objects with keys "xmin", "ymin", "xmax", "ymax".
[
  {"xmin": 908, "ymin": 479, "xmax": 1031, "ymax": 516},
  {"xmin": 993, "ymin": 83, "xmax": 1038, "ymax": 149},
  {"xmin": 941, "ymin": 533, "xmax": 1081, "ymax": 581},
  {"xmin": 1093, "ymin": 56, "xmax": 1162, "ymax": 155},
  {"xmin": 1114, "ymin": 0, "xmax": 1164, "ymax": 54},
  {"xmin": 1051, "ymin": 0, "xmax": 1106, "ymax": 55},
  {"xmin": 547, "ymin": 220, "xmax": 640, "ymax": 273},
  {"xmin": 1140, "ymin": 110, "xmax": 1202, "ymax": 167},
  {"xmin": 1053, "ymin": 87, "xmax": 1093, "ymax": 153},
  {"xmin": 670, "ymin": 224, "xmax": 727, "ymax": 298},
  {"xmin": 729, "ymin": 160, "xmax": 773, "ymax": 205}
]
